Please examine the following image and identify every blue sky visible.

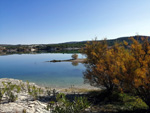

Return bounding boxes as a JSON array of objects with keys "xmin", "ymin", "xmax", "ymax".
[{"xmin": 0, "ymin": 0, "xmax": 150, "ymax": 44}]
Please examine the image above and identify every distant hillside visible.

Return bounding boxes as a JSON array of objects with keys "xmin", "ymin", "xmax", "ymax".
[
  {"xmin": 106, "ymin": 35, "xmax": 150, "ymax": 46},
  {"xmin": 61, "ymin": 35, "xmax": 150, "ymax": 46},
  {"xmin": 41, "ymin": 35, "xmax": 150, "ymax": 50},
  {"xmin": 0, "ymin": 36, "xmax": 150, "ymax": 51}
]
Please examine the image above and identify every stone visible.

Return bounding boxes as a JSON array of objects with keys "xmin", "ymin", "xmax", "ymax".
[{"xmin": 0, "ymin": 78, "xmax": 51, "ymax": 113}]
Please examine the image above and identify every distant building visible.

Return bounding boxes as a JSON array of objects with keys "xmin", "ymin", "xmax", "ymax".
[
  {"xmin": 0, "ymin": 46, "xmax": 6, "ymax": 52},
  {"xmin": 0, "ymin": 46, "xmax": 6, "ymax": 49},
  {"xmin": 31, "ymin": 48, "xmax": 36, "ymax": 52}
]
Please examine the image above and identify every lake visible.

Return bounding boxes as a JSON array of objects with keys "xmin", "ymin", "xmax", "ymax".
[{"xmin": 0, "ymin": 53, "xmax": 87, "ymax": 88}]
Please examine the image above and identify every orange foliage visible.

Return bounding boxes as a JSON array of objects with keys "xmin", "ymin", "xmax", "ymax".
[
  {"xmin": 82, "ymin": 40, "xmax": 126, "ymax": 92},
  {"xmin": 82, "ymin": 37, "xmax": 150, "ymax": 106}
]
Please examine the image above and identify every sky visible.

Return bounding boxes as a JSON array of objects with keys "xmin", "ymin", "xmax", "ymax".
[{"xmin": 0, "ymin": 0, "xmax": 150, "ymax": 44}]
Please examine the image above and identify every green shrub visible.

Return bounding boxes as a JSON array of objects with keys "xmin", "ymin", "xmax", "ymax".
[
  {"xmin": 47, "ymin": 93, "xmax": 90, "ymax": 113},
  {"xmin": 28, "ymin": 85, "xmax": 38, "ymax": 100},
  {"xmin": 0, "ymin": 88, "xmax": 5, "ymax": 102},
  {"xmin": 2, "ymin": 82, "xmax": 18, "ymax": 102},
  {"xmin": 102, "ymin": 91, "xmax": 149, "ymax": 112},
  {"xmin": 45, "ymin": 101, "xmax": 55, "ymax": 111},
  {"xmin": 119, "ymin": 93, "xmax": 149, "ymax": 111},
  {"xmin": 16, "ymin": 85, "xmax": 21, "ymax": 93},
  {"xmin": 26, "ymin": 82, "xmax": 43, "ymax": 100},
  {"xmin": 22, "ymin": 109, "xmax": 27, "ymax": 113},
  {"xmin": 89, "ymin": 90, "xmax": 149, "ymax": 112},
  {"xmin": 8, "ymin": 92, "xmax": 18, "ymax": 102},
  {"xmin": 20, "ymin": 82, "xmax": 25, "ymax": 91},
  {"xmin": 0, "ymin": 81, "xmax": 44, "ymax": 102},
  {"xmin": 46, "ymin": 89, "xmax": 51, "ymax": 96}
]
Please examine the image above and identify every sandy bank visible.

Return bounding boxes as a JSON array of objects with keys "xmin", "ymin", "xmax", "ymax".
[{"xmin": 46, "ymin": 58, "xmax": 86, "ymax": 63}]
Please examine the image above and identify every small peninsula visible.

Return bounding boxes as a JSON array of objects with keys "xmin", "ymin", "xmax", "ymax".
[{"xmin": 47, "ymin": 58, "xmax": 86, "ymax": 63}]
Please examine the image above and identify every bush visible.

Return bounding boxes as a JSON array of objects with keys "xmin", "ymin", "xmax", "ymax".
[
  {"xmin": 27, "ymin": 81, "xmax": 43, "ymax": 100},
  {"xmin": 0, "ymin": 88, "xmax": 5, "ymax": 102},
  {"xmin": 71, "ymin": 54, "xmax": 78, "ymax": 59},
  {"xmin": 89, "ymin": 90, "xmax": 149, "ymax": 112},
  {"xmin": 2, "ymin": 82, "xmax": 18, "ymax": 102},
  {"xmin": 109, "ymin": 92, "xmax": 149, "ymax": 111},
  {"xmin": 47, "ymin": 93, "xmax": 90, "ymax": 113},
  {"xmin": 82, "ymin": 37, "xmax": 150, "ymax": 107}
]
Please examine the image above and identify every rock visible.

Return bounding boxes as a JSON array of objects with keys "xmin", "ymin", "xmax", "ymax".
[
  {"xmin": 0, "ymin": 78, "xmax": 51, "ymax": 113},
  {"xmin": 0, "ymin": 78, "xmax": 96, "ymax": 113}
]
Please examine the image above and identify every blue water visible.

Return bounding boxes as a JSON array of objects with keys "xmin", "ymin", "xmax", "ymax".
[{"xmin": 0, "ymin": 53, "xmax": 86, "ymax": 88}]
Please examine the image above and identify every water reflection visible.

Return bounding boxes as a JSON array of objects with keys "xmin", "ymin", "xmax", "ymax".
[
  {"xmin": 0, "ymin": 53, "xmax": 85, "ymax": 87},
  {"xmin": 0, "ymin": 50, "xmax": 80, "ymax": 56},
  {"xmin": 71, "ymin": 62, "xmax": 79, "ymax": 66}
]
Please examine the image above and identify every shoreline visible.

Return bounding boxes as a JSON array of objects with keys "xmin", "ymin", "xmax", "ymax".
[
  {"xmin": 0, "ymin": 78, "xmax": 100, "ymax": 93},
  {"xmin": 0, "ymin": 78, "xmax": 100, "ymax": 113}
]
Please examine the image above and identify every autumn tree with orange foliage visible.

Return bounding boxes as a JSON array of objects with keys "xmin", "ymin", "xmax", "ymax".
[
  {"xmin": 82, "ymin": 37, "xmax": 150, "ymax": 106},
  {"xmin": 125, "ymin": 37, "xmax": 150, "ymax": 106},
  {"xmin": 82, "ymin": 39, "xmax": 126, "ymax": 92}
]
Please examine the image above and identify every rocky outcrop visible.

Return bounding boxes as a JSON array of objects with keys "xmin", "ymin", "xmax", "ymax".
[
  {"xmin": 0, "ymin": 78, "xmax": 50, "ymax": 113},
  {"xmin": 0, "ymin": 78, "xmax": 99, "ymax": 113},
  {"xmin": 0, "ymin": 100, "xmax": 49, "ymax": 113}
]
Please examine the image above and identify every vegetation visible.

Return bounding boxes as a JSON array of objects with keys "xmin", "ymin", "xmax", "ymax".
[
  {"xmin": 1, "ymin": 35, "xmax": 150, "ymax": 112},
  {"xmin": 82, "ymin": 36, "xmax": 150, "ymax": 110},
  {"xmin": 1, "ymin": 35, "xmax": 150, "ymax": 54},
  {"xmin": 22, "ymin": 109, "xmax": 27, "ymax": 113},
  {"xmin": 46, "ymin": 93, "xmax": 90, "ymax": 113},
  {"xmin": 0, "ymin": 82, "xmax": 22, "ymax": 102},
  {"xmin": 26, "ymin": 81, "xmax": 43, "ymax": 100},
  {"xmin": 88, "ymin": 90, "xmax": 148, "ymax": 113},
  {"xmin": 0, "ymin": 80, "xmax": 149, "ymax": 112},
  {"xmin": 0, "ymin": 81, "xmax": 44, "ymax": 103},
  {"xmin": 71, "ymin": 54, "xmax": 78, "ymax": 59},
  {"xmin": 0, "ymin": 88, "xmax": 5, "ymax": 102}
]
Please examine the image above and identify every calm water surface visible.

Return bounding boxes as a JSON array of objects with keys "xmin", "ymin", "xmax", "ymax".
[{"xmin": 0, "ymin": 53, "xmax": 86, "ymax": 88}]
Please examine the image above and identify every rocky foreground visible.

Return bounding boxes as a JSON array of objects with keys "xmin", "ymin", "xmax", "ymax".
[
  {"xmin": 0, "ymin": 78, "xmax": 98, "ymax": 113},
  {"xmin": 0, "ymin": 78, "xmax": 51, "ymax": 113}
]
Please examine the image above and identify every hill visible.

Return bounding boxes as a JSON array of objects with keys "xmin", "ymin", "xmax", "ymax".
[
  {"xmin": 107, "ymin": 35, "xmax": 150, "ymax": 46},
  {"xmin": 62, "ymin": 35, "xmax": 150, "ymax": 46},
  {"xmin": 0, "ymin": 35, "xmax": 150, "ymax": 52}
]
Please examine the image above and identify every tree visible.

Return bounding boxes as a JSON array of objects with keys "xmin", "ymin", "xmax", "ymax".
[
  {"xmin": 82, "ymin": 37, "xmax": 150, "ymax": 107},
  {"xmin": 71, "ymin": 54, "xmax": 78, "ymax": 59},
  {"xmin": 82, "ymin": 39, "xmax": 126, "ymax": 93},
  {"xmin": 124, "ymin": 37, "xmax": 150, "ymax": 106}
]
